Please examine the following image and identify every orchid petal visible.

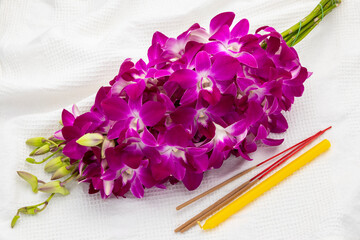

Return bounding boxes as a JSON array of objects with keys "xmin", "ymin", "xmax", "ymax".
[
  {"xmin": 62, "ymin": 139, "xmax": 88, "ymax": 160},
  {"xmin": 262, "ymin": 138, "xmax": 284, "ymax": 146},
  {"xmin": 101, "ymin": 97, "xmax": 131, "ymax": 121},
  {"xmin": 105, "ymin": 147, "xmax": 124, "ymax": 171},
  {"xmin": 180, "ymin": 86, "xmax": 198, "ymax": 105},
  {"xmin": 141, "ymin": 127, "xmax": 158, "ymax": 147},
  {"xmin": 62, "ymin": 109, "xmax": 75, "ymax": 126},
  {"xmin": 210, "ymin": 12, "xmax": 235, "ymax": 35},
  {"xmin": 124, "ymin": 79, "xmax": 146, "ymax": 100},
  {"xmin": 182, "ymin": 171, "xmax": 203, "ymax": 190},
  {"xmin": 140, "ymin": 101, "xmax": 166, "ymax": 126},
  {"xmin": 130, "ymin": 177, "xmax": 144, "ymax": 198},
  {"xmin": 210, "ymin": 25, "xmax": 230, "ymax": 43},
  {"xmin": 61, "ymin": 126, "xmax": 82, "ymax": 141},
  {"xmin": 164, "ymin": 125, "xmax": 191, "ymax": 147},
  {"xmin": 238, "ymin": 52, "xmax": 258, "ymax": 68},
  {"xmin": 170, "ymin": 106, "xmax": 197, "ymax": 126},
  {"xmin": 169, "ymin": 69, "xmax": 198, "ymax": 89},
  {"xmin": 231, "ymin": 18, "xmax": 249, "ymax": 38},
  {"xmin": 195, "ymin": 51, "xmax": 211, "ymax": 73},
  {"xmin": 211, "ymin": 55, "xmax": 239, "ymax": 81}
]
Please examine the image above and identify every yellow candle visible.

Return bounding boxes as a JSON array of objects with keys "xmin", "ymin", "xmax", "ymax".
[{"xmin": 201, "ymin": 139, "xmax": 331, "ymax": 230}]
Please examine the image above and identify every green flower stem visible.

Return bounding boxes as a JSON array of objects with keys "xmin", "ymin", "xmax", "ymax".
[
  {"xmin": 11, "ymin": 170, "xmax": 78, "ymax": 228},
  {"xmin": 291, "ymin": 3, "xmax": 339, "ymax": 46},
  {"xmin": 43, "ymin": 139, "xmax": 60, "ymax": 147},
  {"xmin": 30, "ymin": 148, "xmax": 62, "ymax": 165},
  {"xmin": 281, "ymin": 0, "xmax": 341, "ymax": 47},
  {"xmin": 11, "ymin": 193, "xmax": 55, "ymax": 228},
  {"xmin": 61, "ymin": 171, "xmax": 79, "ymax": 186}
]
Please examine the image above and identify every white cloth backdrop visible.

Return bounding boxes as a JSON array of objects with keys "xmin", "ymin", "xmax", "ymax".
[{"xmin": 1, "ymin": 0, "xmax": 359, "ymax": 239}]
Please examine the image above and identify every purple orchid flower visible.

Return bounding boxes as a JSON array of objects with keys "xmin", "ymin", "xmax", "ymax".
[{"xmin": 51, "ymin": 12, "xmax": 311, "ymax": 199}]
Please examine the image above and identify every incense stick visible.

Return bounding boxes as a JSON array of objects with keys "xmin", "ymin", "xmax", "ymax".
[
  {"xmin": 176, "ymin": 126, "xmax": 331, "ymax": 211},
  {"xmin": 178, "ymin": 180, "xmax": 259, "ymax": 233},
  {"xmin": 201, "ymin": 139, "xmax": 331, "ymax": 230},
  {"xmin": 175, "ymin": 126, "xmax": 331, "ymax": 233},
  {"xmin": 176, "ymin": 166, "xmax": 257, "ymax": 211},
  {"xmin": 175, "ymin": 139, "xmax": 308, "ymax": 233}
]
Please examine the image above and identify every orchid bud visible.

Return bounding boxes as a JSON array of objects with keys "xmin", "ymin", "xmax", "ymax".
[
  {"xmin": 29, "ymin": 144, "xmax": 50, "ymax": 156},
  {"xmin": 11, "ymin": 215, "xmax": 20, "ymax": 228},
  {"xmin": 19, "ymin": 206, "xmax": 39, "ymax": 215},
  {"xmin": 25, "ymin": 137, "xmax": 45, "ymax": 147},
  {"xmin": 51, "ymin": 165, "xmax": 73, "ymax": 180},
  {"xmin": 26, "ymin": 158, "xmax": 36, "ymax": 164},
  {"xmin": 44, "ymin": 156, "xmax": 65, "ymax": 173},
  {"xmin": 17, "ymin": 171, "xmax": 38, "ymax": 193},
  {"xmin": 76, "ymin": 133, "xmax": 104, "ymax": 146},
  {"xmin": 38, "ymin": 181, "xmax": 70, "ymax": 195}
]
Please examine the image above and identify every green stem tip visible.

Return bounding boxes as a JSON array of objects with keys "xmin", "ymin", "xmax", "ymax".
[{"xmin": 281, "ymin": 0, "xmax": 341, "ymax": 47}]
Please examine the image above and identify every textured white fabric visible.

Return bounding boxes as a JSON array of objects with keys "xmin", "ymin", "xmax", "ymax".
[{"xmin": 0, "ymin": 0, "xmax": 359, "ymax": 239}]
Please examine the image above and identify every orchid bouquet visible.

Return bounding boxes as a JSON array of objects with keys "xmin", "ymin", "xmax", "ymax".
[{"xmin": 12, "ymin": 0, "xmax": 340, "ymax": 228}]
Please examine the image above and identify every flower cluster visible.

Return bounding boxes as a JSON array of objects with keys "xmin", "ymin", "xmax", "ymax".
[{"xmin": 54, "ymin": 12, "xmax": 310, "ymax": 199}]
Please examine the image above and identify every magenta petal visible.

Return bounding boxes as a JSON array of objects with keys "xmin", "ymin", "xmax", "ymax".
[
  {"xmin": 171, "ymin": 156, "xmax": 186, "ymax": 180},
  {"xmin": 186, "ymin": 153, "xmax": 208, "ymax": 173},
  {"xmin": 138, "ymin": 167, "xmax": 158, "ymax": 188},
  {"xmin": 262, "ymin": 138, "xmax": 284, "ymax": 146},
  {"xmin": 141, "ymin": 127, "xmax": 157, "ymax": 147},
  {"xmin": 203, "ymin": 42, "xmax": 226, "ymax": 55},
  {"xmin": 199, "ymin": 88, "xmax": 221, "ymax": 105},
  {"xmin": 254, "ymin": 124, "xmax": 268, "ymax": 141},
  {"xmin": 266, "ymin": 36, "xmax": 281, "ymax": 55},
  {"xmin": 246, "ymin": 101, "xmax": 263, "ymax": 124},
  {"xmin": 210, "ymin": 25, "xmax": 230, "ymax": 43},
  {"xmin": 207, "ymin": 95, "xmax": 234, "ymax": 116},
  {"xmin": 107, "ymin": 120, "xmax": 126, "ymax": 140},
  {"xmin": 211, "ymin": 55, "xmax": 239, "ymax": 81},
  {"xmin": 53, "ymin": 129, "xmax": 65, "ymax": 140},
  {"xmin": 135, "ymin": 58, "xmax": 147, "ymax": 72},
  {"xmin": 238, "ymin": 147, "xmax": 252, "ymax": 160},
  {"xmin": 124, "ymin": 79, "xmax": 145, "ymax": 100},
  {"xmin": 180, "ymin": 87, "xmax": 198, "ymax": 105},
  {"xmin": 62, "ymin": 139, "xmax": 88, "ymax": 160},
  {"xmin": 159, "ymin": 93, "xmax": 175, "ymax": 112},
  {"xmin": 163, "ymin": 81, "xmax": 178, "ymax": 97},
  {"xmin": 187, "ymin": 147, "xmax": 208, "ymax": 156},
  {"xmin": 101, "ymin": 169, "xmax": 117, "ymax": 181},
  {"xmin": 169, "ymin": 69, "xmax": 198, "ymax": 89},
  {"xmin": 121, "ymin": 146, "xmax": 143, "ymax": 169},
  {"xmin": 269, "ymin": 113, "xmax": 288, "ymax": 133},
  {"xmin": 198, "ymin": 120, "xmax": 216, "ymax": 139},
  {"xmin": 130, "ymin": 177, "xmax": 144, "ymax": 198},
  {"xmin": 182, "ymin": 171, "xmax": 203, "ymax": 191},
  {"xmin": 170, "ymin": 106, "xmax": 197, "ymax": 126},
  {"xmin": 227, "ymin": 120, "xmax": 247, "ymax": 136},
  {"xmin": 208, "ymin": 142, "xmax": 226, "ymax": 169},
  {"xmin": 119, "ymin": 59, "xmax": 134, "ymax": 76},
  {"xmin": 101, "ymin": 97, "xmax": 131, "ymax": 121},
  {"xmin": 151, "ymin": 161, "xmax": 171, "ymax": 181},
  {"xmin": 152, "ymin": 31, "xmax": 168, "ymax": 45},
  {"xmin": 94, "ymin": 86, "xmax": 111, "ymax": 110},
  {"xmin": 195, "ymin": 51, "xmax": 211, "ymax": 73},
  {"xmin": 231, "ymin": 18, "xmax": 249, "ymax": 38},
  {"xmin": 237, "ymin": 52, "xmax": 258, "ymax": 68},
  {"xmin": 154, "ymin": 70, "xmax": 171, "ymax": 78},
  {"xmin": 210, "ymin": 12, "xmax": 235, "ymax": 35},
  {"xmin": 164, "ymin": 125, "xmax": 191, "ymax": 147},
  {"xmin": 105, "ymin": 147, "xmax": 124, "ymax": 170},
  {"xmin": 62, "ymin": 109, "xmax": 75, "ymax": 126},
  {"xmin": 61, "ymin": 126, "xmax": 82, "ymax": 141},
  {"xmin": 140, "ymin": 101, "xmax": 166, "ymax": 126}
]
